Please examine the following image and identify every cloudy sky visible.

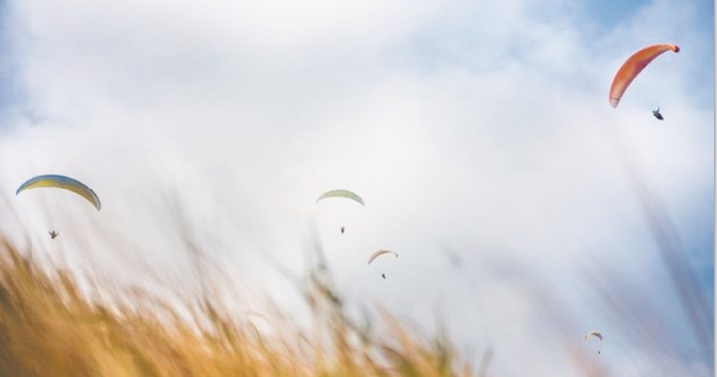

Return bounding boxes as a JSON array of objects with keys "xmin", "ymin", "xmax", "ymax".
[{"xmin": 0, "ymin": 0, "xmax": 713, "ymax": 375}]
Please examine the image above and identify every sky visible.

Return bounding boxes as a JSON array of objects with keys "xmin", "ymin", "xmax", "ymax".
[{"xmin": 0, "ymin": 0, "xmax": 713, "ymax": 376}]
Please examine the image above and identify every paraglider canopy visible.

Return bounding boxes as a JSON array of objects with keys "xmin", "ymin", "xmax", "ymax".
[
  {"xmin": 16, "ymin": 174, "xmax": 101, "ymax": 211},
  {"xmin": 584, "ymin": 331, "xmax": 603, "ymax": 341},
  {"xmin": 316, "ymin": 189, "xmax": 365, "ymax": 206},
  {"xmin": 609, "ymin": 43, "xmax": 680, "ymax": 108},
  {"xmin": 367, "ymin": 249, "xmax": 398, "ymax": 265}
]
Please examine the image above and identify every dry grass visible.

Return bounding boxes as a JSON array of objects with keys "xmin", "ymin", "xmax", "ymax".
[
  {"xmin": 0, "ymin": 216, "xmax": 705, "ymax": 376},
  {"xmin": 0, "ymin": 236, "xmax": 478, "ymax": 377}
]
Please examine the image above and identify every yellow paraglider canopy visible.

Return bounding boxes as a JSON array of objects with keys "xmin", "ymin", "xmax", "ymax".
[{"xmin": 17, "ymin": 174, "xmax": 101, "ymax": 211}]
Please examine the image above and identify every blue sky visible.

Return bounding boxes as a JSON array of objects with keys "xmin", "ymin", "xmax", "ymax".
[{"xmin": 0, "ymin": 0, "xmax": 713, "ymax": 375}]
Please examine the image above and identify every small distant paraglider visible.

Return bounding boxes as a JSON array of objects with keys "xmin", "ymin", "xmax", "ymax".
[
  {"xmin": 653, "ymin": 107, "xmax": 664, "ymax": 120},
  {"xmin": 317, "ymin": 189, "xmax": 364, "ymax": 234},
  {"xmin": 16, "ymin": 174, "xmax": 101, "ymax": 211},
  {"xmin": 584, "ymin": 331, "xmax": 604, "ymax": 355},
  {"xmin": 609, "ymin": 43, "xmax": 680, "ymax": 108},
  {"xmin": 368, "ymin": 250, "xmax": 398, "ymax": 280},
  {"xmin": 49, "ymin": 230, "xmax": 59, "ymax": 239}
]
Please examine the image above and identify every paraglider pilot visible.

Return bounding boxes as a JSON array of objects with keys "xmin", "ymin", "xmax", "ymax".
[{"xmin": 653, "ymin": 107, "xmax": 664, "ymax": 120}]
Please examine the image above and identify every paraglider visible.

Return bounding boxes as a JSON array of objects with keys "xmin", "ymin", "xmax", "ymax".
[
  {"xmin": 609, "ymin": 44, "xmax": 680, "ymax": 108},
  {"xmin": 653, "ymin": 107, "xmax": 664, "ymax": 120},
  {"xmin": 585, "ymin": 330, "xmax": 603, "ymax": 355},
  {"xmin": 367, "ymin": 249, "xmax": 398, "ymax": 265},
  {"xmin": 49, "ymin": 230, "xmax": 59, "ymax": 239},
  {"xmin": 317, "ymin": 189, "xmax": 363, "ymax": 234},
  {"xmin": 16, "ymin": 174, "xmax": 101, "ymax": 211},
  {"xmin": 316, "ymin": 189, "xmax": 364, "ymax": 206},
  {"xmin": 368, "ymin": 250, "xmax": 397, "ymax": 280}
]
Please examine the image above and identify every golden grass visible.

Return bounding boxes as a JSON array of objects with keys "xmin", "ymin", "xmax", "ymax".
[{"xmin": 0, "ymin": 237, "xmax": 476, "ymax": 377}]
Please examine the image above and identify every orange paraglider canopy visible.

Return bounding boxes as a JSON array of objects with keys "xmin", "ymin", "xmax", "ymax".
[{"xmin": 609, "ymin": 44, "xmax": 680, "ymax": 108}]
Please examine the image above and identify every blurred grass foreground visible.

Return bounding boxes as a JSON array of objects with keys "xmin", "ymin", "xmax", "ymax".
[{"xmin": 0, "ymin": 235, "xmax": 475, "ymax": 377}]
